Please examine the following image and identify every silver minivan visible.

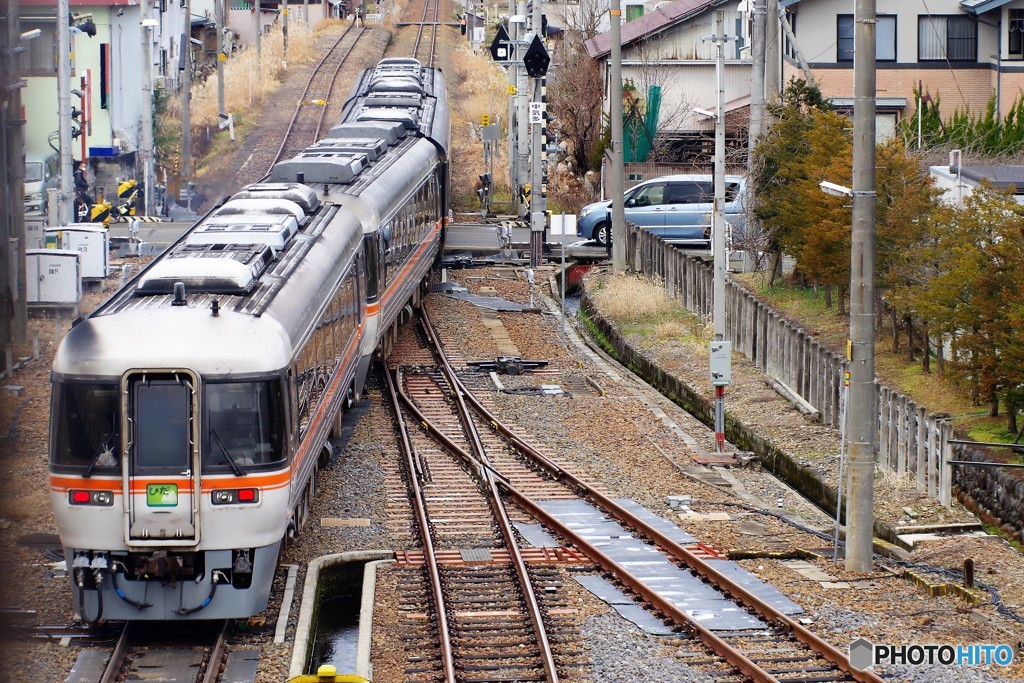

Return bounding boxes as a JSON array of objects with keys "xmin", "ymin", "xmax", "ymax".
[
  {"xmin": 24, "ymin": 150, "xmax": 59, "ymax": 215},
  {"xmin": 576, "ymin": 174, "xmax": 746, "ymax": 248}
]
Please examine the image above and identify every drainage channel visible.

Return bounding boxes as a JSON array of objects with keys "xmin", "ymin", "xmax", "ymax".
[{"xmin": 289, "ymin": 552, "xmax": 391, "ymax": 681}]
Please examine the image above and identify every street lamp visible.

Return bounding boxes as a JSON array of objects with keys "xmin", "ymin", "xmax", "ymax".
[{"xmin": 819, "ymin": 180, "xmax": 852, "ymax": 198}]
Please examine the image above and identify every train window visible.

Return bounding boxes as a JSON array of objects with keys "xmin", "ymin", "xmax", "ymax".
[
  {"xmin": 204, "ymin": 380, "xmax": 287, "ymax": 471},
  {"xmin": 50, "ymin": 381, "xmax": 120, "ymax": 472},
  {"xmin": 132, "ymin": 379, "xmax": 191, "ymax": 473}
]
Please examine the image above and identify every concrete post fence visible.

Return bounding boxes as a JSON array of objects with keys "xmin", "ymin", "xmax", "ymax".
[{"xmin": 625, "ymin": 223, "xmax": 958, "ymax": 506}]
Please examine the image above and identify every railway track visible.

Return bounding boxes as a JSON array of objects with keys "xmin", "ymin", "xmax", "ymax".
[
  {"xmin": 409, "ymin": 0, "xmax": 441, "ymax": 66},
  {"xmin": 269, "ymin": 24, "xmax": 366, "ymax": 170},
  {"xmin": 383, "ymin": 328, "xmax": 566, "ymax": 682},
  {"xmin": 65, "ymin": 620, "xmax": 258, "ymax": 683},
  {"xmin": 384, "ymin": 309, "xmax": 885, "ymax": 683}
]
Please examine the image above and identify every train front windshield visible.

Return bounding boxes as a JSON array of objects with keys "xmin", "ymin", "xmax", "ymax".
[
  {"xmin": 51, "ymin": 381, "xmax": 121, "ymax": 473},
  {"xmin": 51, "ymin": 378, "xmax": 288, "ymax": 474},
  {"xmin": 204, "ymin": 380, "xmax": 288, "ymax": 471}
]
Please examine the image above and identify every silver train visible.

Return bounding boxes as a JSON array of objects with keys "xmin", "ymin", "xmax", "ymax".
[{"xmin": 48, "ymin": 59, "xmax": 449, "ymax": 620}]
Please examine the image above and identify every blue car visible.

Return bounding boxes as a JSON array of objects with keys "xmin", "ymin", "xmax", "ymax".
[{"xmin": 576, "ymin": 174, "xmax": 746, "ymax": 248}]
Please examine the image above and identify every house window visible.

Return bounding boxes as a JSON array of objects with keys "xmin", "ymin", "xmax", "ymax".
[
  {"xmin": 838, "ymin": 14, "xmax": 896, "ymax": 62},
  {"xmin": 918, "ymin": 15, "xmax": 976, "ymax": 61},
  {"xmin": 626, "ymin": 4, "xmax": 643, "ymax": 21},
  {"xmin": 1009, "ymin": 9, "xmax": 1024, "ymax": 59},
  {"xmin": 18, "ymin": 21, "xmax": 57, "ymax": 76}
]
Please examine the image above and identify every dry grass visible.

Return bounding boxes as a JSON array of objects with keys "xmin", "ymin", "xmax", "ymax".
[
  {"xmin": 591, "ymin": 274, "xmax": 679, "ymax": 322},
  {"xmin": 160, "ymin": 22, "xmax": 317, "ymax": 132},
  {"xmin": 446, "ymin": 45, "xmax": 512, "ymax": 208},
  {"xmin": 190, "ymin": 24, "xmax": 316, "ymax": 127}
]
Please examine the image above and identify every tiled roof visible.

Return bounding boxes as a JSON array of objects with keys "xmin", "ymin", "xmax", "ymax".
[{"xmin": 585, "ymin": 0, "xmax": 731, "ymax": 59}]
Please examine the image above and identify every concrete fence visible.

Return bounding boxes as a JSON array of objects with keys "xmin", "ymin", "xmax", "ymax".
[{"xmin": 626, "ymin": 223, "xmax": 955, "ymax": 507}]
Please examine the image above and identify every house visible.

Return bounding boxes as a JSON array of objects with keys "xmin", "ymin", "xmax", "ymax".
[
  {"xmin": 583, "ymin": 0, "xmax": 753, "ymax": 157},
  {"xmin": 21, "ymin": 0, "xmax": 188, "ymax": 197},
  {"xmin": 781, "ymin": 0, "xmax": 1024, "ymax": 132},
  {"xmin": 930, "ymin": 161, "xmax": 1024, "ymax": 204}
]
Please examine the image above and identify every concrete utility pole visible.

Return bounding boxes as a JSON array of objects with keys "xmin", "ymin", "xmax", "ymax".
[
  {"xmin": 216, "ymin": 0, "xmax": 226, "ymax": 118},
  {"xmin": 57, "ymin": 0, "xmax": 75, "ymax": 225},
  {"xmin": 141, "ymin": 11, "xmax": 155, "ymax": 215},
  {"xmin": 764, "ymin": 0, "xmax": 780, "ymax": 104},
  {"xmin": 182, "ymin": 0, "xmax": 192, "ymax": 182},
  {"xmin": 845, "ymin": 0, "xmax": 877, "ymax": 573},
  {"xmin": 507, "ymin": 9, "xmax": 518, "ymax": 205},
  {"xmin": 0, "ymin": 0, "xmax": 10, "ymax": 349},
  {"xmin": 609, "ymin": 0, "xmax": 625, "ymax": 273},
  {"xmin": 255, "ymin": 0, "xmax": 262, "ymax": 68},
  {"xmin": 514, "ymin": 3, "xmax": 528, "ymax": 219},
  {"xmin": 748, "ymin": 0, "xmax": 766, "ymax": 165},
  {"xmin": 708, "ymin": 10, "xmax": 733, "ymax": 453},
  {"xmin": 2, "ymin": 0, "xmax": 28, "ymax": 345},
  {"xmin": 283, "ymin": 0, "xmax": 289, "ymax": 60},
  {"xmin": 528, "ymin": 1, "xmax": 545, "ymax": 267}
]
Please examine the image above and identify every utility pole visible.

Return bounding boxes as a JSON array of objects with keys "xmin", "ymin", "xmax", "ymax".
[
  {"xmin": 514, "ymin": 2, "xmax": 528, "ymax": 220},
  {"xmin": 764, "ymin": 0, "xmax": 780, "ymax": 104},
  {"xmin": 528, "ymin": 0, "xmax": 544, "ymax": 267},
  {"xmin": 255, "ymin": 0, "xmax": 262, "ymax": 68},
  {"xmin": 57, "ymin": 0, "xmax": 75, "ymax": 225},
  {"xmin": 182, "ymin": 0, "xmax": 192, "ymax": 182},
  {"xmin": 609, "ymin": 0, "xmax": 625, "ymax": 273},
  {"xmin": 507, "ymin": 11, "xmax": 518, "ymax": 207},
  {"xmin": 0, "ymin": 0, "xmax": 10, "ymax": 349},
  {"xmin": 846, "ymin": 0, "xmax": 877, "ymax": 573},
  {"xmin": 707, "ymin": 10, "xmax": 733, "ymax": 453},
  {"xmin": 748, "ymin": 0, "xmax": 766, "ymax": 164},
  {"xmin": 216, "ymin": 0, "xmax": 226, "ymax": 118},
  {"xmin": 2, "ymin": 0, "xmax": 29, "ymax": 345},
  {"xmin": 283, "ymin": 0, "xmax": 289, "ymax": 61},
  {"xmin": 141, "ymin": 11, "xmax": 155, "ymax": 215}
]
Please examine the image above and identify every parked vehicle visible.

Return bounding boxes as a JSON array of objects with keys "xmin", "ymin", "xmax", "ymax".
[
  {"xmin": 24, "ymin": 150, "xmax": 59, "ymax": 215},
  {"xmin": 576, "ymin": 174, "xmax": 746, "ymax": 248}
]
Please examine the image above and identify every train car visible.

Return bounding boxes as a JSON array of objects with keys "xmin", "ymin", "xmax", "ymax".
[{"xmin": 48, "ymin": 60, "xmax": 449, "ymax": 621}]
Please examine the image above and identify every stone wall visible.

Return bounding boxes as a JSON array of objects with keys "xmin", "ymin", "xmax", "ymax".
[{"xmin": 954, "ymin": 449, "xmax": 1024, "ymax": 543}]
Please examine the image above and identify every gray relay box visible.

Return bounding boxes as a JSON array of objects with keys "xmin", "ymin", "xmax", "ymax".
[{"xmin": 709, "ymin": 340, "xmax": 732, "ymax": 386}]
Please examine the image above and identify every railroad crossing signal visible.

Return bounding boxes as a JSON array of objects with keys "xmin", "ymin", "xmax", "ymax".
[
  {"xmin": 523, "ymin": 34, "xmax": 550, "ymax": 77},
  {"xmin": 489, "ymin": 24, "xmax": 512, "ymax": 62}
]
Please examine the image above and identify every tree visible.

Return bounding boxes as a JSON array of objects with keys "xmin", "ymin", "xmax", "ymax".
[
  {"xmin": 548, "ymin": 45, "xmax": 605, "ymax": 174},
  {"xmin": 897, "ymin": 184, "xmax": 1024, "ymax": 429}
]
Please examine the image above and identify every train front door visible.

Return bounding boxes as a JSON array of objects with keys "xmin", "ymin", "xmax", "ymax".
[{"xmin": 122, "ymin": 370, "xmax": 200, "ymax": 545}]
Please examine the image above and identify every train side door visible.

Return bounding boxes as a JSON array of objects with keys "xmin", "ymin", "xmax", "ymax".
[{"xmin": 121, "ymin": 370, "xmax": 201, "ymax": 545}]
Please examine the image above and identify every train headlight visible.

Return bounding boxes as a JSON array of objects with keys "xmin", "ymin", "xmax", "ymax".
[
  {"xmin": 212, "ymin": 488, "xmax": 260, "ymax": 505},
  {"xmin": 69, "ymin": 490, "xmax": 115, "ymax": 506}
]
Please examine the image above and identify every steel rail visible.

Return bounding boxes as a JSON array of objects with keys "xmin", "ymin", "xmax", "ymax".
[
  {"xmin": 269, "ymin": 24, "xmax": 355, "ymax": 170},
  {"xmin": 423, "ymin": 340, "xmax": 560, "ymax": 683},
  {"xmin": 384, "ymin": 364, "xmax": 458, "ymax": 683},
  {"xmin": 421, "ymin": 308, "xmax": 884, "ymax": 683},
  {"xmin": 98, "ymin": 622, "xmax": 130, "ymax": 683},
  {"xmin": 395, "ymin": 359, "xmax": 560, "ymax": 683},
  {"xmin": 201, "ymin": 620, "xmax": 229, "ymax": 683},
  {"xmin": 313, "ymin": 28, "xmax": 365, "ymax": 141}
]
